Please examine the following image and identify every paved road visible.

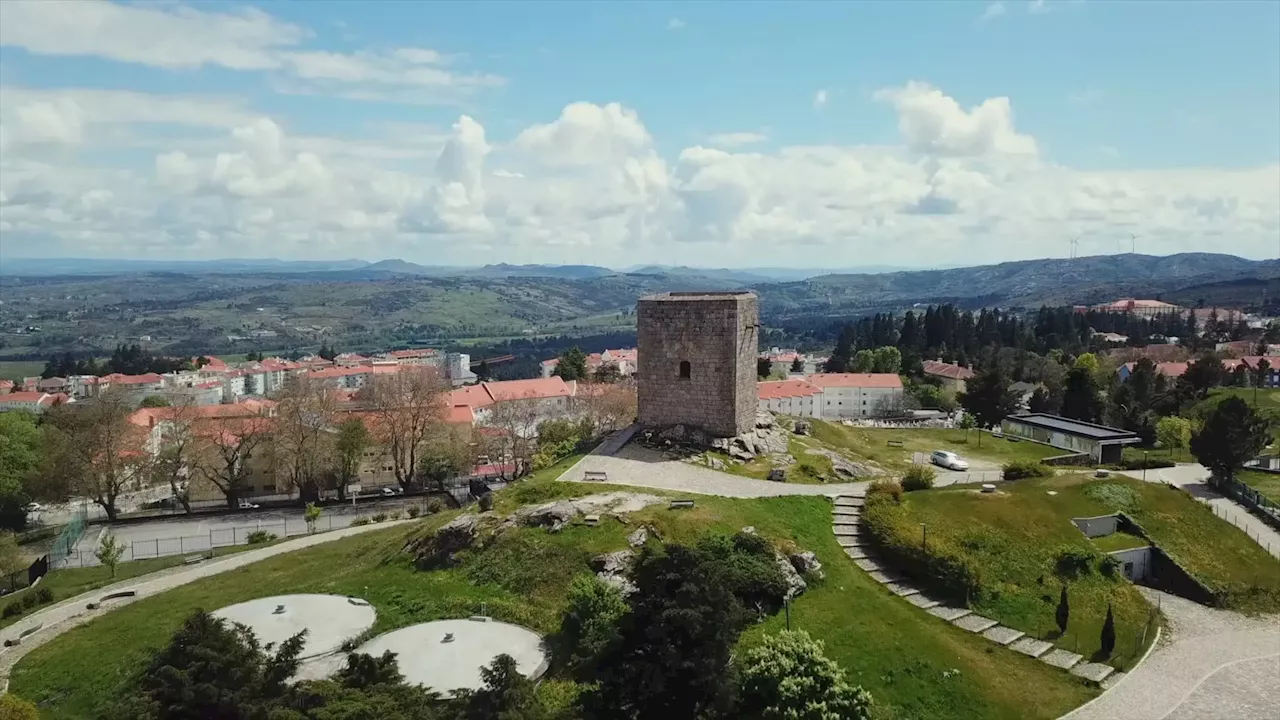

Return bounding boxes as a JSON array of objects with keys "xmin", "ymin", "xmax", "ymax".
[
  {"xmin": 0, "ymin": 519, "xmax": 411, "ymax": 686},
  {"xmin": 1061, "ymin": 588, "xmax": 1280, "ymax": 720},
  {"xmin": 1119, "ymin": 464, "xmax": 1280, "ymax": 559},
  {"xmin": 562, "ymin": 453, "xmax": 870, "ymax": 498}
]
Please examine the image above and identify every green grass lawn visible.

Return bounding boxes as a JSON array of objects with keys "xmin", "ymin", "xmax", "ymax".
[
  {"xmin": 10, "ymin": 476, "xmax": 1098, "ymax": 720},
  {"xmin": 1239, "ymin": 469, "xmax": 1280, "ymax": 505},
  {"xmin": 0, "ymin": 360, "xmax": 44, "ymax": 382},
  {"xmin": 1091, "ymin": 531, "xmax": 1150, "ymax": 553},
  {"xmin": 810, "ymin": 421, "xmax": 1062, "ymax": 474},
  {"xmin": 864, "ymin": 478, "xmax": 1158, "ymax": 669},
  {"xmin": 1, "ymin": 542, "xmax": 280, "ymax": 630},
  {"xmin": 1205, "ymin": 386, "xmax": 1280, "ymax": 413},
  {"xmin": 1120, "ymin": 445, "xmax": 1195, "ymax": 465}
]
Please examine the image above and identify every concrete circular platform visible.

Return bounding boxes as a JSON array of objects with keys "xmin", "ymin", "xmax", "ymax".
[
  {"xmin": 355, "ymin": 618, "xmax": 547, "ymax": 694},
  {"xmin": 212, "ymin": 594, "xmax": 376, "ymax": 660}
]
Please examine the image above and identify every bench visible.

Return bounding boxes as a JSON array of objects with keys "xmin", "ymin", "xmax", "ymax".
[
  {"xmin": 583, "ymin": 470, "xmax": 609, "ymax": 482},
  {"xmin": 669, "ymin": 500, "xmax": 695, "ymax": 510},
  {"xmin": 183, "ymin": 554, "xmax": 205, "ymax": 565},
  {"xmin": 886, "ymin": 440, "xmax": 905, "ymax": 448}
]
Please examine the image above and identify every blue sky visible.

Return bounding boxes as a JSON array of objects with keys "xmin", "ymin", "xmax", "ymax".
[{"xmin": 0, "ymin": 0, "xmax": 1277, "ymax": 267}]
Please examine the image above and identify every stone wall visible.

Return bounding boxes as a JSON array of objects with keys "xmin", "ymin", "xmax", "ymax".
[{"xmin": 636, "ymin": 292, "xmax": 758, "ymax": 438}]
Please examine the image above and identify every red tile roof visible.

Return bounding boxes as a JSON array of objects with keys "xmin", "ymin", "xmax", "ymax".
[
  {"xmin": 484, "ymin": 377, "xmax": 573, "ymax": 402},
  {"xmin": 922, "ymin": 360, "xmax": 975, "ymax": 380},
  {"xmin": 757, "ymin": 379, "xmax": 822, "ymax": 399},
  {"xmin": 103, "ymin": 372, "xmax": 164, "ymax": 385},
  {"xmin": 807, "ymin": 373, "xmax": 904, "ymax": 389},
  {"xmin": 0, "ymin": 392, "xmax": 52, "ymax": 404}
]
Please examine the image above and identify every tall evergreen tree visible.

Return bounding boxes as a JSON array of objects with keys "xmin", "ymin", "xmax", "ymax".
[
  {"xmin": 957, "ymin": 363, "xmax": 1019, "ymax": 446},
  {"xmin": 1190, "ymin": 396, "xmax": 1270, "ymax": 483}
]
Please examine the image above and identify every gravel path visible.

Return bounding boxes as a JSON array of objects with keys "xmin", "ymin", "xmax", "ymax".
[
  {"xmin": 0, "ymin": 520, "xmax": 411, "ymax": 685},
  {"xmin": 561, "ymin": 453, "xmax": 870, "ymax": 498},
  {"xmin": 1061, "ymin": 588, "xmax": 1280, "ymax": 720}
]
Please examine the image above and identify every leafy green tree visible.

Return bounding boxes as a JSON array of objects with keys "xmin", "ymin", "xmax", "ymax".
[
  {"xmin": 131, "ymin": 610, "xmax": 304, "ymax": 719},
  {"xmin": 0, "ymin": 411, "xmax": 40, "ymax": 531},
  {"xmin": 757, "ymin": 357, "xmax": 773, "ymax": 379},
  {"xmin": 871, "ymin": 346, "xmax": 902, "ymax": 374},
  {"xmin": 553, "ymin": 347, "xmax": 589, "ymax": 382},
  {"xmin": 850, "ymin": 350, "xmax": 875, "ymax": 373},
  {"xmin": 582, "ymin": 543, "xmax": 748, "ymax": 720},
  {"xmin": 475, "ymin": 359, "xmax": 492, "ymax": 382},
  {"xmin": 138, "ymin": 395, "xmax": 171, "ymax": 408},
  {"xmin": 1028, "ymin": 386, "xmax": 1054, "ymax": 414},
  {"xmin": 0, "ymin": 531, "xmax": 27, "ymax": 591},
  {"xmin": 790, "ymin": 356, "xmax": 805, "ymax": 373},
  {"xmin": 1073, "ymin": 353, "xmax": 1099, "ymax": 374},
  {"xmin": 548, "ymin": 575, "xmax": 628, "ymax": 678},
  {"xmin": 593, "ymin": 361, "xmax": 622, "ymax": 384},
  {"xmin": 737, "ymin": 630, "xmax": 872, "ymax": 720},
  {"xmin": 1179, "ymin": 354, "xmax": 1225, "ymax": 400},
  {"xmin": 464, "ymin": 654, "xmax": 547, "ymax": 720},
  {"xmin": 304, "ymin": 502, "xmax": 322, "ymax": 535},
  {"xmin": 336, "ymin": 651, "xmax": 403, "ymax": 689},
  {"xmin": 1100, "ymin": 604, "xmax": 1116, "ymax": 657},
  {"xmin": 95, "ymin": 533, "xmax": 127, "ymax": 578},
  {"xmin": 958, "ymin": 363, "xmax": 1018, "ymax": 446},
  {"xmin": 1055, "ymin": 586, "xmax": 1070, "ymax": 634},
  {"xmin": 1155, "ymin": 416, "xmax": 1192, "ymax": 457},
  {"xmin": 334, "ymin": 418, "xmax": 370, "ymax": 500},
  {"xmin": 1060, "ymin": 366, "xmax": 1103, "ymax": 424},
  {"xmin": 1190, "ymin": 396, "xmax": 1270, "ymax": 483},
  {"xmin": 824, "ymin": 328, "xmax": 854, "ymax": 373}
]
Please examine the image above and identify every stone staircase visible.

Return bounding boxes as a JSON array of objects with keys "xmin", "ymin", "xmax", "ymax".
[
  {"xmin": 831, "ymin": 494, "xmax": 1123, "ymax": 688},
  {"xmin": 594, "ymin": 424, "xmax": 641, "ymax": 457}
]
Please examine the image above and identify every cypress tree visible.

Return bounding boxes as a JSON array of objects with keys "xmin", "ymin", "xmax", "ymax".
[
  {"xmin": 1055, "ymin": 586, "xmax": 1070, "ymax": 634},
  {"xmin": 1100, "ymin": 603, "xmax": 1116, "ymax": 657}
]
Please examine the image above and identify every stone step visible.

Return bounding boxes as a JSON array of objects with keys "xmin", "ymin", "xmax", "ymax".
[
  {"xmin": 952, "ymin": 614, "xmax": 1000, "ymax": 633},
  {"xmin": 833, "ymin": 527, "xmax": 862, "ymax": 537},
  {"xmin": 1100, "ymin": 671, "xmax": 1126, "ymax": 690},
  {"xmin": 927, "ymin": 605, "xmax": 972, "ymax": 622},
  {"xmin": 886, "ymin": 582, "xmax": 920, "ymax": 597},
  {"xmin": 844, "ymin": 547, "xmax": 869, "ymax": 560},
  {"xmin": 853, "ymin": 558, "xmax": 882, "ymax": 572},
  {"xmin": 836, "ymin": 537, "xmax": 864, "ymax": 548},
  {"xmin": 832, "ymin": 508, "xmax": 860, "ymax": 516},
  {"xmin": 1070, "ymin": 662, "xmax": 1116, "ymax": 684},
  {"xmin": 832, "ymin": 521, "xmax": 860, "ymax": 531},
  {"xmin": 905, "ymin": 593, "xmax": 940, "ymax": 610},
  {"xmin": 981, "ymin": 625, "xmax": 1025, "ymax": 646},
  {"xmin": 834, "ymin": 496, "xmax": 865, "ymax": 507},
  {"xmin": 1039, "ymin": 649, "xmax": 1084, "ymax": 671},
  {"xmin": 1009, "ymin": 637, "xmax": 1054, "ymax": 658},
  {"xmin": 868, "ymin": 570, "xmax": 901, "ymax": 584}
]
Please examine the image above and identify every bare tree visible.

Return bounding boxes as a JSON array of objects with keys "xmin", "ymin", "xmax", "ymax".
[
  {"xmin": 417, "ymin": 422, "xmax": 477, "ymax": 490},
  {"xmin": 148, "ymin": 396, "xmax": 201, "ymax": 514},
  {"xmin": 359, "ymin": 367, "xmax": 448, "ymax": 490},
  {"xmin": 192, "ymin": 414, "xmax": 273, "ymax": 509},
  {"xmin": 578, "ymin": 383, "xmax": 637, "ymax": 436},
  {"xmin": 272, "ymin": 377, "xmax": 338, "ymax": 499},
  {"xmin": 41, "ymin": 389, "xmax": 146, "ymax": 521},
  {"xmin": 481, "ymin": 394, "xmax": 543, "ymax": 479}
]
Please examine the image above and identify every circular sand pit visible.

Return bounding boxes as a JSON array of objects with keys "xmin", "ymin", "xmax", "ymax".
[
  {"xmin": 213, "ymin": 594, "xmax": 375, "ymax": 660},
  {"xmin": 356, "ymin": 618, "xmax": 547, "ymax": 694}
]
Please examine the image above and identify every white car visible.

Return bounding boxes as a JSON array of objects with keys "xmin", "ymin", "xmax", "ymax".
[
  {"xmin": 930, "ymin": 450, "xmax": 970, "ymax": 471},
  {"xmin": 24, "ymin": 502, "xmax": 43, "ymax": 513},
  {"xmin": 381, "ymin": 486, "xmax": 401, "ymax": 497},
  {"xmin": 237, "ymin": 499, "xmax": 260, "ymax": 510}
]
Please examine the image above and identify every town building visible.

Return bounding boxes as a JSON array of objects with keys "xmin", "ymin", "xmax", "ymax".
[
  {"xmin": 540, "ymin": 348, "xmax": 638, "ymax": 378},
  {"xmin": 0, "ymin": 391, "xmax": 70, "ymax": 414},
  {"xmin": 1000, "ymin": 413, "xmax": 1139, "ymax": 464},
  {"xmin": 760, "ymin": 348, "xmax": 826, "ymax": 376},
  {"xmin": 757, "ymin": 374, "xmax": 904, "ymax": 420},
  {"xmin": 757, "ymin": 379, "xmax": 824, "ymax": 418},
  {"xmin": 1074, "ymin": 299, "xmax": 1182, "ymax": 318},
  {"xmin": 922, "ymin": 360, "xmax": 975, "ymax": 393}
]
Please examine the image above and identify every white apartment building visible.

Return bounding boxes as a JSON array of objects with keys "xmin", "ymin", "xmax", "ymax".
[{"xmin": 757, "ymin": 373, "xmax": 904, "ymax": 420}]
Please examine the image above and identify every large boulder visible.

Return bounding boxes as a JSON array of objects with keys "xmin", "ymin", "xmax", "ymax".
[
  {"xmin": 627, "ymin": 525, "xmax": 657, "ymax": 548},
  {"xmin": 516, "ymin": 500, "xmax": 579, "ymax": 533},
  {"xmin": 774, "ymin": 550, "xmax": 808, "ymax": 600},
  {"xmin": 790, "ymin": 551, "xmax": 825, "ymax": 580},
  {"xmin": 410, "ymin": 514, "xmax": 483, "ymax": 570},
  {"xmin": 591, "ymin": 550, "xmax": 637, "ymax": 595}
]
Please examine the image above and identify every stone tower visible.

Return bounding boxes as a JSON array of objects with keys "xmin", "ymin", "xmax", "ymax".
[{"xmin": 636, "ymin": 291, "xmax": 759, "ymax": 439}]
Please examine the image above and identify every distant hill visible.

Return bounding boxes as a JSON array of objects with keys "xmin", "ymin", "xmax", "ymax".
[
  {"xmin": 628, "ymin": 265, "xmax": 926, "ymax": 282},
  {"xmin": 0, "ymin": 257, "xmax": 372, "ymax": 276}
]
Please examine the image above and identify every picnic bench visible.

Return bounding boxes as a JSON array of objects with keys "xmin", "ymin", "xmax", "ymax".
[
  {"xmin": 886, "ymin": 440, "xmax": 905, "ymax": 448},
  {"xmin": 583, "ymin": 470, "xmax": 609, "ymax": 482},
  {"xmin": 183, "ymin": 554, "xmax": 205, "ymax": 565},
  {"xmin": 669, "ymin": 500, "xmax": 695, "ymax": 510}
]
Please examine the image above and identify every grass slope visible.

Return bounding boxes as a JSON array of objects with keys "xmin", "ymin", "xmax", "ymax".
[
  {"xmin": 10, "ymin": 477, "xmax": 1097, "ymax": 720},
  {"xmin": 1239, "ymin": 469, "xmax": 1280, "ymax": 505},
  {"xmin": 811, "ymin": 422, "xmax": 1062, "ymax": 474}
]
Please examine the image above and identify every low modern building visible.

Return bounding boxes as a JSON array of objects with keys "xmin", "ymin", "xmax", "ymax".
[{"xmin": 1000, "ymin": 413, "xmax": 1139, "ymax": 464}]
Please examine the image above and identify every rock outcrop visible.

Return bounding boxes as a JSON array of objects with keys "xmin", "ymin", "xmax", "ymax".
[
  {"xmin": 790, "ymin": 551, "xmax": 825, "ymax": 580},
  {"xmin": 591, "ymin": 550, "xmax": 638, "ymax": 595},
  {"xmin": 409, "ymin": 514, "xmax": 484, "ymax": 570}
]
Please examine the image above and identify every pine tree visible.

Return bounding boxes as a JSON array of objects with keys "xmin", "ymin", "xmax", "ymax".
[
  {"xmin": 1055, "ymin": 586, "xmax": 1070, "ymax": 634},
  {"xmin": 1100, "ymin": 604, "xmax": 1116, "ymax": 657}
]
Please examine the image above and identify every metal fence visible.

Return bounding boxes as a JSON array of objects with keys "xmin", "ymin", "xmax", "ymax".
[
  {"xmin": 55, "ymin": 512, "xmax": 384, "ymax": 568},
  {"xmin": 48, "ymin": 508, "xmax": 87, "ymax": 569},
  {"xmin": 1213, "ymin": 475, "xmax": 1280, "ymax": 534}
]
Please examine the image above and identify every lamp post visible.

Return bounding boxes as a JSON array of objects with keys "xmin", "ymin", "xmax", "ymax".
[
  {"xmin": 921, "ymin": 523, "xmax": 928, "ymax": 552},
  {"xmin": 1143, "ymin": 450, "xmax": 1149, "ymax": 483}
]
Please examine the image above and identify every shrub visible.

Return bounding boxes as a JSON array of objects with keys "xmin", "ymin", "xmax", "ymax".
[
  {"xmin": 1085, "ymin": 482, "xmax": 1140, "ymax": 512},
  {"xmin": 546, "ymin": 575, "xmax": 627, "ymax": 677},
  {"xmin": 350, "ymin": 517, "xmax": 370, "ymax": 527},
  {"xmin": 245, "ymin": 530, "xmax": 276, "ymax": 545},
  {"xmin": 478, "ymin": 492, "xmax": 495, "ymax": 512},
  {"xmin": 1054, "ymin": 546, "xmax": 1095, "ymax": 580},
  {"xmin": 426, "ymin": 497, "xmax": 447, "ymax": 514},
  {"xmin": 1117, "ymin": 457, "xmax": 1176, "ymax": 471},
  {"xmin": 0, "ymin": 694, "xmax": 38, "ymax": 720},
  {"xmin": 695, "ymin": 532, "xmax": 790, "ymax": 617},
  {"xmin": 2, "ymin": 602, "xmax": 23, "ymax": 618},
  {"xmin": 867, "ymin": 479, "xmax": 903, "ymax": 503},
  {"xmin": 901, "ymin": 465, "xmax": 936, "ymax": 492},
  {"xmin": 406, "ymin": 505, "xmax": 422, "ymax": 518},
  {"xmin": 370, "ymin": 513, "xmax": 388, "ymax": 523},
  {"xmin": 1003, "ymin": 460, "xmax": 1053, "ymax": 481},
  {"xmin": 862, "ymin": 494, "xmax": 981, "ymax": 606},
  {"xmin": 1099, "ymin": 556, "xmax": 1121, "ymax": 578},
  {"xmin": 34, "ymin": 587, "xmax": 52, "ymax": 604}
]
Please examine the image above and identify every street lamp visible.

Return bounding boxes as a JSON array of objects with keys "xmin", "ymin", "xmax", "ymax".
[
  {"xmin": 921, "ymin": 523, "xmax": 928, "ymax": 552},
  {"xmin": 1143, "ymin": 450, "xmax": 1149, "ymax": 483}
]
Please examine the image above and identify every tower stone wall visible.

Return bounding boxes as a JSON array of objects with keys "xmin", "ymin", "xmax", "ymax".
[{"xmin": 636, "ymin": 291, "xmax": 759, "ymax": 438}]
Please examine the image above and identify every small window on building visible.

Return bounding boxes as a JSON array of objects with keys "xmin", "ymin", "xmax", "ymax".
[{"xmin": 679, "ymin": 360, "xmax": 691, "ymax": 379}]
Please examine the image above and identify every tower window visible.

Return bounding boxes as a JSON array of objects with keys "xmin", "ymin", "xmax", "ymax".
[{"xmin": 679, "ymin": 360, "xmax": 691, "ymax": 379}]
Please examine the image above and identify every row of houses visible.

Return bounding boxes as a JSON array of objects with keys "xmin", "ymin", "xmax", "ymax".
[
  {"xmin": 1117, "ymin": 356, "xmax": 1280, "ymax": 387},
  {"xmin": 757, "ymin": 373, "xmax": 905, "ymax": 419},
  {"xmin": 540, "ymin": 348, "xmax": 638, "ymax": 378}
]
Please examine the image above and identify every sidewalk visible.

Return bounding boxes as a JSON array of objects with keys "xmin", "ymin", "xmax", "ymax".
[{"xmin": 0, "ymin": 520, "xmax": 410, "ymax": 683}]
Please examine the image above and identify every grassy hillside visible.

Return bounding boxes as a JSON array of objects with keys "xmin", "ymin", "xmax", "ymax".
[
  {"xmin": 10, "ymin": 475, "xmax": 1098, "ymax": 720},
  {"xmin": 811, "ymin": 422, "xmax": 1062, "ymax": 474}
]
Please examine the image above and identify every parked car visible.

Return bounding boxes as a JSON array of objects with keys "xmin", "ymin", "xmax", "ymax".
[
  {"xmin": 237, "ymin": 499, "xmax": 260, "ymax": 510},
  {"xmin": 380, "ymin": 486, "xmax": 404, "ymax": 497},
  {"xmin": 930, "ymin": 450, "xmax": 970, "ymax": 471},
  {"xmin": 24, "ymin": 502, "xmax": 43, "ymax": 513}
]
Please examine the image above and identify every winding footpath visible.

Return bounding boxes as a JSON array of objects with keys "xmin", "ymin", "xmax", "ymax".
[{"xmin": 0, "ymin": 520, "xmax": 410, "ymax": 691}]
